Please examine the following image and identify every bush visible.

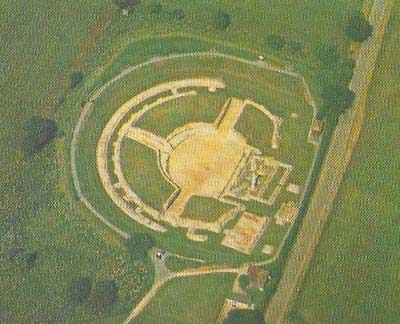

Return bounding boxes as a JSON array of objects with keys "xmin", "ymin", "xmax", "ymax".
[
  {"xmin": 239, "ymin": 275, "xmax": 250, "ymax": 290},
  {"xmin": 91, "ymin": 280, "xmax": 119, "ymax": 313},
  {"xmin": 214, "ymin": 10, "xmax": 230, "ymax": 31},
  {"xmin": 22, "ymin": 116, "xmax": 58, "ymax": 157},
  {"xmin": 224, "ymin": 309, "xmax": 264, "ymax": 324},
  {"xmin": 126, "ymin": 232, "xmax": 155, "ymax": 260},
  {"xmin": 346, "ymin": 12, "xmax": 373, "ymax": 42},
  {"xmin": 68, "ymin": 277, "xmax": 92, "ymax": 305},
  {"xmin": 112, "ymin": 0, "xmax": 140, "ymax": 10},
  {"xmin": 69, "ymin": 71, "xmax": 83, "ymax": 90},
  {"xmin": 170, "ymin": 9, "xmax": 185, "ymax": 21},
  {"xmin": 266, "ymin": 34, "xmax": 285, "ymax": 51},
  {"xmin": 316, "ymin": 44, "xmax": 339, "ymax": 68}
]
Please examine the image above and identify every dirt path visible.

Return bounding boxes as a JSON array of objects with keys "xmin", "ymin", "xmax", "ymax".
[{"xmin": 264, "ymin": 1, "xmax": 394, "ymax": 323}]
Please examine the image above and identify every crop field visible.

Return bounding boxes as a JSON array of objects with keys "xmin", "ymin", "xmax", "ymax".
[
  {"xmin": 0, "ymin": 0, "xmax": 364, "ymax": 322},
  {"xmin": 290, "ymin": 4, "xmax": 400, "ymax": 323}
]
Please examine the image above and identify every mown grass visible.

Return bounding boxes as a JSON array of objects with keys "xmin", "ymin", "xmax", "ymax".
[
  {"xmin": 135, "ymin": 90, "xmax": 228, "ymax": 137},
  {"xmin": 181, "ymin": 196, "xmax": 233, "ymax": 222},
  {"xmin": 120, "ymin": 140, "xmax": 175, "ymax": 211},
  {"xmin": 135, "ymin": 273, "xmax": 235, "ymax": 324},
  {"xmin": 291, "ymin": 4, "xmax": 400, "ymax": 323}
]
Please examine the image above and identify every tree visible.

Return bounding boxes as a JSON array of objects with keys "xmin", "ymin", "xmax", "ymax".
[
  {"xmin": 346, "ymin": 13, "xmax": 373, "ymax": 42},
  {"xmin": 112, "ymin": 0, "xmax": 140, "ymax": 10},
  {"xmin": 91, "ymin": 280, "xmax": 119, "ymax": 312},
  {"xmin": 320, "ymin": 84, "xmax": 355, "ymax": 117},
  {"xmin": 69, "ymin": 71, "xmax": 83, "ymax": 90},
  {"xmin": 170, "ymin": 9, "xmax": 185, "ymax": 21},
  {"xmin": 22, "ymin": 116, "xmax": 58, "ymax": 157},
  {"xmin": 126, "ymin": 232, "xmax": 155, "ymax": 260},
  {"xmin": 316, "ymin": 44, "xmax": 339, "ymax": 68},
  {"xmin": 214, "ymin": 10, "xmax": 231, "ymax": 31},
  {"xmin": 266, "ymin": 34, "xmax": 285, "ymax": 51},
  {"xmin": 67, "ymin": 277, "xmax": 92, "ymax": 305},
  {"xmin": 224, "ymin": 309, "xmax": 264, "ymax": 324}
]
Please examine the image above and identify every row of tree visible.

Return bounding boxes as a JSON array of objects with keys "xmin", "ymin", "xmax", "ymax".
[
  {"xmin": 318, "ymin": 12, "xmax": 372, "ymax": 120},
  {"xmin": 112, "ymin": 1, "xmax": 231, "ymax": 31}
]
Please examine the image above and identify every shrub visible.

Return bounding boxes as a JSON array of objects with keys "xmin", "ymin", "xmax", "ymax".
[
  {"xmin": 126, "ymin": 232, "xmax": 155, "ymax": 260},
  {"xmin": 266, "ymin": 34, "xmax": 285, "ymax": 51},
  {"xmin": 224, "ymin": 309, "xmax": 264, "ymax": 324},
  {"xmin": 170, "ymin": 9, "xmax": 185, "ymax": 21},
  {"xmin": 346, "ymin": 12, "xmax": 373, "ymax": 42},
  {"xmin": 214, "ymin": 10, "xmax": 230, "ymax": 30},
  {"xmin": 69, "ymin": 71, "xmax": 83, "ymax": 90},
  {"xmin": 91, "ymin": 280, "xmax": 119, "ymax": 313},
  {"xmin": 316, "ymin": 44, "xmax": 339, "ymax": 68},
  {"xmin": 68, "ymin": 277, "xmax": 92, "ymax": 305},
  {"xmin": 22, "ymin": 116, "xmax": 58, "ymax": 157}
]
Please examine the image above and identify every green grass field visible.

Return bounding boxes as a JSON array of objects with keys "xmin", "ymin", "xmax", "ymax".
[
  {"xmin": 0, "ymin": 0, "xmax": 363, "ymax": 322},
  {"xmin": 120, "ymin": 139, "xmax": 175, "ymax": 210},
  {"xmin": 135, "ymin": 274, "xmax": 235, "ymax": 324},
  {"xmin": 135, "ymin": 90, "xmax": 228, "ymax": 138},
  {"xmin": 181, "ymin": 196, "xmax": 233, "ymax": 222},
  {"xmin": 291, "ymin": 4, "xmax": 400, "ymax": 323}
]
